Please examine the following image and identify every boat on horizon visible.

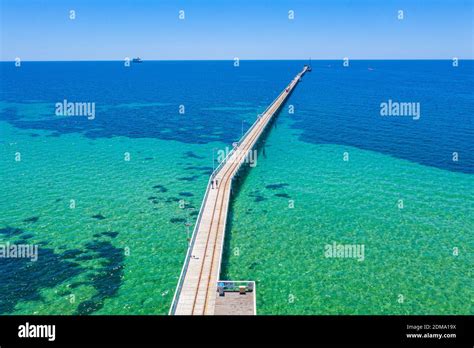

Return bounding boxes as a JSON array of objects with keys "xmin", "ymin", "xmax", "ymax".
[{"xmin": 132, "ymin": 57, "xmax": 143, "ymax": 63}]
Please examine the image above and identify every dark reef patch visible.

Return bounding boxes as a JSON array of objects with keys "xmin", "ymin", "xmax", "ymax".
[
  {"xmin": 18, "ymin": 233, "xmax": 35, "ymax": 240},
  {"xmin": 0, "ymin": 239, "xmax": 83, "ymax": 314},
  {"xmin": 183, "ymin": 151, "xmax": 205, "ymax": 159},
  {"xmin": 0, "ymin": 224, "xmax": 124, "ymax": 315},
  {"xmin": 75, "ymin": 254, "xmax": 95, "ymax": 261},
  {"xmin": 23, "ymin": 216, "xmax": 39, "ymax": 223},
  {"xmin": 249, "ymin": 261, "xmax": 261, "ymax": 270},
  {"xmin": 152, "ymin": 185, "xmax": 168, "ymax": 193},
  {"xmin": 75, "ymin": 241, "xmax": 124, "ymax": 315},
  {"xmin": 62, "ymin": 249, "xmax": 84, "ymax": 259},
  {"xmin": 94, "ymin": 231, "xmax": 119, "ymax": 239},
  {"xmin": 57, "ymin": 290, "xmax": 72, "ymax": 296},
  {"xmin": 0, "ymin": 227, "xmax": 24, "ymax": 237},
  {"xmin": 179, "ymin": 192, "xmax": 194, "ymax": 197},
  {"xmin": 170, "ymin": 217, "xmax": 186, "ymax": 224},
  {"xmin": 14, "ymin": 239, "xmax": 29, "ymax": 244},
  {"xmin": 184, "ymin": 165, "xmax": 213, "ymax": 174},
  {"xmin": 275, "ymin": 193, "xmax": 291, "ymax": 199},
  {"xmin": 177, "ymin": 175, "xmax": 199, "ymax": 182},
  {"xmin": 92, "ymin": 214, "xmax": 106, "ymax": 220},
  {"xmin": 69, "ymin": 281, "xmax": 87, "ymax": 289},
  {"xmin": 266, "ymin": 183, "xmax": 289, "ymax": 190},
  {"xmin": 248, "ymin": 192, "xmax": 266, "ymax": 202},
  {"xmin": 165, "ymin": 197, "xmax": 181, "ymax": 203},
  {"xmin": 248, "ymin": 190, "xmax": 267, "ymax": 203},
  {"xmin": 102, "ymin": 231, "xmax": 119, "ymax": 238}
]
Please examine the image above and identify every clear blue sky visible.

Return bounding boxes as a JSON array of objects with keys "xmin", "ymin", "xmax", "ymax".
[{"xmin": 1, "ymin": 0, "xmax": 473, "ymax": 61}]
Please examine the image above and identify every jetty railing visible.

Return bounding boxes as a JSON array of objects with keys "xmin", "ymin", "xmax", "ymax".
[
  {"xmin": 210, "ymin": 82, "xmax": 290, "ymax": 180},
  {"xmin": 168, "ymin": 174, "xmax": 213, "ymax": 315}
]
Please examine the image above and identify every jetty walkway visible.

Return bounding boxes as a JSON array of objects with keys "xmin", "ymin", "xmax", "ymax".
[{"xmin": 169, "ymin": 65, "xmax": 310, "ymax": 315}]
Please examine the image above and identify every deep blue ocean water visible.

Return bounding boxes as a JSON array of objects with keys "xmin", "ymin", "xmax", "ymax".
[{"xmin": 2, "ymin": 60, "xmax": 472, "ymax": 172}]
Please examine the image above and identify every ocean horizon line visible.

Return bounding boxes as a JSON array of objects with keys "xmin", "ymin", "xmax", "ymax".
[{"xmin": 1, "ymin": 58, "xmax": 473, "ymax": 63}]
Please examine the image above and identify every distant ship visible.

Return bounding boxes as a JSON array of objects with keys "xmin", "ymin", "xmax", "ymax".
[{"xmin": 132, "ymin": 57, "xmax": 143, "ymax": 63}]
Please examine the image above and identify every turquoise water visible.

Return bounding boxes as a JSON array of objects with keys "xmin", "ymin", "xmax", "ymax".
[
  {"xmin": 0, "ymin": 61, "xmax": 472, "ymax": 314},
  {"xmin": 0, "ymin": 118, "xmax": 217, "ymax": 314},
  {"xmin": 221, "ymin": 114, "xmax": 473, "ymax": 314}
]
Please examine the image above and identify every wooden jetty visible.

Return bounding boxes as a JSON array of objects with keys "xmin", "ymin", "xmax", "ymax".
[{"xmin": 170, "ymin": 65, "xmax": 310, "ymax": 315}]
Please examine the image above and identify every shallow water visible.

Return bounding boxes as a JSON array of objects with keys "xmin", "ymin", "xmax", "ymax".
[{"xmin": 221, "ymin": 114, "xmax": 473, "ymax": 314}]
